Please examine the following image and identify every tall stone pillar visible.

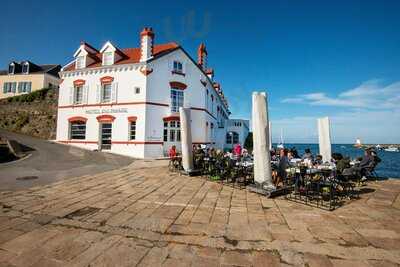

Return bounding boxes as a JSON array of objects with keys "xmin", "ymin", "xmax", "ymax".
[
  {"xmin": 252, "ymin": 92, "xmax": 274, "ymax": 189},
  {"xmin": 269, "ymin": 121, "xmax": 272, "ymax": 151},
  {"xmin": 179, "ymin": 107, "xmax": 194, "ymax": 172},
  {"xmin": 317, "ymin": 117, "xmax": 332, "ymax": 163}
]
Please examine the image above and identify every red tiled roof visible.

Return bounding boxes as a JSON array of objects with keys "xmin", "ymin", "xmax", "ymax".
[{"xmin": 64, "ymin": 42, "xmax": 179, "ymax": 71}]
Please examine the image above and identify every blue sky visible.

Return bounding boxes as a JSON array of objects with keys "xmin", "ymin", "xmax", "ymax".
[{"xmin": 1, "ymin": 0, "xmax": 400, "ymax": 144}]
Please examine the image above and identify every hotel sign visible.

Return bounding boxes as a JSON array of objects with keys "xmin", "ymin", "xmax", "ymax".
[{"xmin": 85, "ymin": 108, "xmax": 128, "ymax": 115}]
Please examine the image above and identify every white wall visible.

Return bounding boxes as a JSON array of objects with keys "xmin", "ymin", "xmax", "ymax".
[
  {"xmin": 57, "ymin": 48, "xmax": 231, "ymax": 158},
  {"xmin": 225, "ymin": 119, "xmax": 250, "ymax": 149}
]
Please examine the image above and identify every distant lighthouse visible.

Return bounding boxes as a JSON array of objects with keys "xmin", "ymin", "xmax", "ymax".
[{"xmin": 354, "ymin": 138, "xmax": 362, "ymax": 148}]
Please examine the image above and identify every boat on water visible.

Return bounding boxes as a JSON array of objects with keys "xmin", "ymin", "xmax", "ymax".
[
  {"xmin": 277, "ymin": 128, "xmax": 284, "ymax": 149},
  {"xmin": 375, "ymin": 144, "xmax": 383, "ymax": 150},
  {"xmin": 384, "ymin": 146, "xmax": 399, "ymax": 152}
]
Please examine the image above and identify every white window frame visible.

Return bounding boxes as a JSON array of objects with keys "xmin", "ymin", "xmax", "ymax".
[
  {"xmin": 3, "ymin": 82, "xmax": 16, "ymax": 93},
  {"xmin": 101, "ymin": 83, "xmax": 112, "ymax": 103},
  {"xmin": 22, "ymin": 63, "xmax": 29, "ymax": 74},
  {"xmin": 163, "ymin": 120, "xmax": 181, "ymax": 142},
  {"xmin": 173, "ymin": 61, "xmax": 183, "ymax": 73},
  {"xmin": 170, "ymin": 89, "xmax": 184, "ymax": 113},
  {"xmin": 76, "ymin": 56, "xmax": 85, "ymax": 69},
  {"xmin": 8, "ymin": 64, "xmax": 15, "ymax": 74},
  {"xmin": 18, "ymin": 82, "xmax": 32, "ymax": 93},
  {"xmin": 102, "ymin": 51, "xmax": 114, "ymax": 66},
  {"xmin": 74, "ymin": 85, "xmax": 84, "ymax": 104}
]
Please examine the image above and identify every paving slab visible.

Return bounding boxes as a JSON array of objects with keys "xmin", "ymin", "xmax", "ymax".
[{"xmin": 0, "ymin": 161, "xmax": 399, "ymax": 266}]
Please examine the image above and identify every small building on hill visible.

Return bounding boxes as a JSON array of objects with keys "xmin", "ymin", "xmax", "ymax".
[{"xmin": 0, "ymin": 61, "xmax": 61, "ymax": 99}]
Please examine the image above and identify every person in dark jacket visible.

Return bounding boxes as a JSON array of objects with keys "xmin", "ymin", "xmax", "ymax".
[
  {"xmin": 359, "ymin": 149, "xmax": 374, "ymax": 169},
  {"xmin": 276, "ymin": 148, "xmax": 290, "ymax": 185},
  {"xmin": 358, "ymin": 149, "xmax": 378, "ymax": 181},
  {"xmin": 302, "ymin": 148, "xmax": 314, "ymax": 161}
]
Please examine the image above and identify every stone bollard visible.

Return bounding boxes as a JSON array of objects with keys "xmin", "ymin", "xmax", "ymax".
[{"xmin": 179, "ymin": 107, "xmax": 194, "ymax": 172}]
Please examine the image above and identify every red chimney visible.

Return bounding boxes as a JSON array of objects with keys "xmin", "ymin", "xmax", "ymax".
[{"xmin": 198, "ymin": 43, "xmax": 207, "ymax": 69}]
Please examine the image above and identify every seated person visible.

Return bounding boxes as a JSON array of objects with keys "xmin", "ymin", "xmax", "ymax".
[
  {"xmin": 168, "ymin": 145, "xmax": 181, "ymax": 167},
  {"xmin": 270, "ymin": 149, "xmax": 277, "ymax": 161},
  {"xmin": 287, "ymin": 151, "xmax": 294, "ymax": 161},
  {"xmin": 169, "ymin": 145, "xmax": 177, "ymax": 158},
  {"xmin": 371, "ymin": 150, "xmax": 382, "ymax": 165},
  {"xmin": 290, "ymin": 147, "xmax": 299, "ymax": 158},
  {"xmin": 336, "ymin": 156, "xmax": 351, "ymax": 175},
  {"xmin": 359, "ymin": 149, "xmax": 377, "ymax": 180},
  {"xmin": 241, "ymin": 148, "xmax": 252, "ymax": 162},
  {"xmin": 302, "ymin": 148, "xmax": 314, "ymax": 161},
  {"xmin": 193, "ymin": 145, "xmax": 205, "ymax": 169},
  {"xmin": 233, "ymin": 144, "xmax": 242, "ymax": 157},
  {"xmin": 346, "ymin": 149, "xmax": 378, "ymax": 181},
  {"xmin": 314, "ymin": 154, "xmax": 323, "ymax": 165},
  {"xmin": 210, "ymin": 148, "xmax": 217, "ymax": 158},
  {"xmin": 274, "ymin": 148, "xmax": 290, "ymax": 186}
]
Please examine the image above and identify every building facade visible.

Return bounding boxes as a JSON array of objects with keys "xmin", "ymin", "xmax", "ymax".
[
  {"xmin": 225, "ymin": 119, "xmax": 250, "ymax": 151},
  {"xmin": 56, "ymin": 28, "xmax": 232, "ymax": 158},
  {"xmin": 0, "ymin": 61, "xmax": 61, "ymax": 99}
]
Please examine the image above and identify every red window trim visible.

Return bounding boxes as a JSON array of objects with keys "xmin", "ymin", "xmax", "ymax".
[
  {"xmin": 73, "ymin": 79, "xmax": 86, "ymax": 86},
  {"xmin": 111, "ymin": 141, "xmax": 163, "ymax": 145},
  {"xmin": 96, "ymin": 114, "xmax": 116, "ymax": 122},
  {"xmin": 59, "ymin": 140, "xmax": 97, "ymax": 144},
  {"xmin": 58, "ymin": 101, "xmax": 169, "ymax": 109},
  {"xmin": 127, "ymin": 116, "xmax": 138, "ymax": 122},
  {"xmin": 100, "ymin": 76, "xmax": 114, "ymax": 84},
  {"xmin": 68, "ymin": 116, "xmax": 87, "ymax": 122},
  {"xmin": 163, "ymin": 116, "xmax": 180, "ymax": 122},
  {"xmin": 171, "ymin": 70, "xmax": 185, "ymax": 76},
  {"xmin": 169, "ymin": 81, "xmax": 187, "ymax": 90}
]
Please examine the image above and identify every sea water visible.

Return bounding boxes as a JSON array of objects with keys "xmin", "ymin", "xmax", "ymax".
[{"xmin": 276, "ymin": 144, "xmax": 400, "ymax": 179}]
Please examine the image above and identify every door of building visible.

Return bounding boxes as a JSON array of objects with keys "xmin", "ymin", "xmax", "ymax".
[{"xmin": 100, "ymin": 123, "xmax": 112, "ymax": 150}]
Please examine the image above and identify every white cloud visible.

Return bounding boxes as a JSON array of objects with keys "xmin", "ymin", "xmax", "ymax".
[
  {"xmin": 276, "ymin": 79, "xmax": 400, "ymax": 143},
  {"xmin": 281, "ymin": 97, "xmax": 304, "ymax": 103},
  {"xmin": 271, "ymin": 108, "xmax": 400, "ymax": 144},
  {"xmin": 281, "ymin": 79, "xmax": 400, "ymax": 110}
]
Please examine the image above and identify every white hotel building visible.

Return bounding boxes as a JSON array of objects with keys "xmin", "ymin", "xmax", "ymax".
[{"xmin": 56, "ymin": 28, "xmax": 247, "ymax": 158}]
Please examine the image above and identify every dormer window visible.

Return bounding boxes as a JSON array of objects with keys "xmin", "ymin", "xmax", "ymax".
[
  {"xmin": 76, "ymin": 56, "xmax": 85, "ymax": 69},
  {"xmin": 8, "ymin": 64, "xmax": 15, "ymax": 74},
  {"xmin": 22, "ymin": 63, "xmax": 29, "ymax": 74},
  {"xmin": 103, "ymin": 52, "xmax": 114, "ymax": 66},
  {"xmin": 173, "ymin": 61, "xmax": 183, "ymax": 73}
]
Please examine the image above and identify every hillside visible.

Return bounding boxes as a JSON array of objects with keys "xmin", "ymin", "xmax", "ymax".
[{"xmin": 0, "ymin": 88, "xmax": 58, "ymax": 139}]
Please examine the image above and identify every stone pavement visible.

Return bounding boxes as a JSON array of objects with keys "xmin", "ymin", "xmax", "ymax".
[{"xmin": 0, "ymin": 160, "xmax": 399, "ymax": 266}]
